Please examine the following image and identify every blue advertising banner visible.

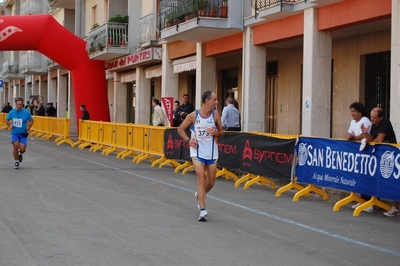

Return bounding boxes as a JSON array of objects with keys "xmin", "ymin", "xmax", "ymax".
[
  {"xmin": 374, "ymin": 144, "xmax": 400, "ymax": 202},
  {"xmin": 296, "ymin": 137, "xmax": 400, "ymax": 202}
]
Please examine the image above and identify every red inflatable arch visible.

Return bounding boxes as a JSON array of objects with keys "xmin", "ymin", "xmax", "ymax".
[{"xmin": 0, "ymin": 14, "xmax": 110, "ymax": 122}]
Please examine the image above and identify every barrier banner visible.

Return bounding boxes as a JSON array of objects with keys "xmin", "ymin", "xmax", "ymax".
[
  {"xmin": 296, "ymin": 137, "xmax": 378, "ymax": 197},
  {"xmin": 238, "ymin": 133, "xmax": 295, "ymax": 180},
  {"xmin": 164, "ymin": 128, "xmax": 190, "ymax": 161},
  {"xmin": 374, "ymin": 144, "xmax": 400, "ymax": 202},
  {"xmin": 164, "ymin": 129, "xmax": 296, "ymax": 180}
]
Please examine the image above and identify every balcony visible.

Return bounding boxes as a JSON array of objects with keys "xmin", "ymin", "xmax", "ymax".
[
  {"xmin": 2, "ymin": 61, "xmax": 25, "ymax": 80},
  {"xmin": 20, "ymin": 51, "xmax": 48, "ymax": 75},
  {"xmin": 21, "ymin": 0, "xmax": 43, "ymax": 15},
  {"xmin": 48, "ymin": 0, "xmax": 75, "ymax": 9},
  {"xmin": 46, "ymin": 59, "xmax": 64, "ymax": 70},
  {"xmin": 250, "ymin": 0, "xmax": 344, "ymax": 22},
  {"xmin": 159, "ymin": 0, "xmax": 243, "ymax": 43},
  {"xmin": 138, "ymin": 14, "xmax": 159, "ymax": 48},
  {"xmin": 87, "ymin": 22, "xmax": 129, "ymax": 61}
]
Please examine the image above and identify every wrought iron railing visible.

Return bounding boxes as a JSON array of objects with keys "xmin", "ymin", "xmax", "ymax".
[
  {"xmin": 252, "ymin": 0, "xmax": 304, "ymax": 12},
  {"xmin": 158, "ymin": 0, "xmax": 228, "ymax": 30}
]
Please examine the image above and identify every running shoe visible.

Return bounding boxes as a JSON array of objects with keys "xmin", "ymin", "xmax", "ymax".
[
  {"xmin": 14, "ymin": 162, "xmax": 19, "ymax": 169},
  {"xmin": 351, "ymin": 203, "xmax": 361, "ymax": 209},
  {"xmin": 383, "ymin": 206, "xmax": 399, "ymax": 217},
  {"xmin": 198, "ymin": 209, "xmax": 207, "ymax": 222},
  {"xmin": 18, "ymin": 152, "xmax": 23, "ymax": 163},
  {"xmin": 195, "ymin": 192, "xmax": 200, "ymax": 210},
  {"xmin": 363, "ymin": 206, "xmax": 379, "ymax": 213}
]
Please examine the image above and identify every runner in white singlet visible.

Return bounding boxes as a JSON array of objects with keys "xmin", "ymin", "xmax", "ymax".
[{"xmin": 178, "ymin": 91, "xmax": 224, "ymax": 221}]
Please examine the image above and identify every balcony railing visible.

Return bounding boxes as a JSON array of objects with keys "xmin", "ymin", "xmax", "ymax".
[
  {"xmin": 21, "ymin": 0, "xmax": 43, "ymax": 15},
  {"xmin": 158, "ymin": 0, "xmax": 229, "ymax": 31},
  {"xmin": 48, "ymin": 0, "xmax": 75, "ymax": 9},
  {"xmin": 252, "ymin": 0, "xmax": 304, "ymax": 12},
  {"xmin": 19, "ymin": 51, "xmax": 48, "ymax": 74},
  {"xmin": 87, "ymin": 22, "xmax": 128, "ymax": 56},
  {"xmin": 2, "ymin": 61, "xmax": 24, "ymax": 80},
  {"xmin": 138, "ymin": 13, "xmax": 158, "ymax": 47}
]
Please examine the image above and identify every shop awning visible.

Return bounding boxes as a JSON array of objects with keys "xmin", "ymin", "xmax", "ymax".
[
  {"xmin": 120, "ymin": 71, "xmax": 136, "ymax": 83},
  {"xmin": 145, "ymin": 65, "xmax": 162, "ymax": 79},
  {"xmin": 172, "ymin": 55, "xmax": 196, "ymax": 73}
]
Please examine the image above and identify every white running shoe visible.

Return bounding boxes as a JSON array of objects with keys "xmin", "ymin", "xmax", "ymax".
[
  {"xmin": 14, "ymin": 162, "xmax": 19, "ymax": 169},
  {"xmin": 198, "ymin": 209, "xmax": 207, "ymax": 222},
  {"xmin": 363, "ymin": 206, "xmax": 379, "ymax": 213},
  {"xmin": 351, "ymin": 203, "xmax": 361, "ymax": 209},
  {"xmin": 384, "ymin": 206, "xmax": 399, "ymax": 217}
]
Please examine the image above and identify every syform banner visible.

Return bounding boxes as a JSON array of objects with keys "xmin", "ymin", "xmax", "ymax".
[{"xmin": 164, "ymin": 129, "xmax": 296, "ymax": 181}]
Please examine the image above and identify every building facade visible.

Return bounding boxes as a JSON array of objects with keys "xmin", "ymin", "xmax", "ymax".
[{"xmin": 0, "ymin": 0, "xmax": 399, "ymax": 139}]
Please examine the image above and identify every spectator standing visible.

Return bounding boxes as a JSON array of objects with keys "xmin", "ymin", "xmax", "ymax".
[
  {"xmin": 46, "ymin": 102, "xmax": 57, "ymax": 117},
  {"xmin": 80, "ymin": 104, "xmax": 90, "ymax": 120},
  {"xmin": 35, "ymin": 95, "xmax": 45, "ymax": 116},
  {"xmin": 176, "ymin": 94, "xmax": 194, "ymax": 126},
  {"xmin": 359, "ymin": 107, "xmax": 397, "ymax": 214},
  {"xmin": 221, "ymin": 96, "xmax": 241, "ymax": 131},
  {"xmin": 177, "ymin": 91, "xmax": 224, "ymax": 222},
  {"xmin": 173, "ymin": 100, "xmax": 180, "ymax": 127},
  {"xmin": 5, "ymin": 97, "xmax": 34, "ymax": 169},
  {"xmin": 152, "ymin": 99, "xmax": 165, "ymax": 126},
  {"xmin": 1, "ymin": 102, "xmax": 13, "ymax": 113}
]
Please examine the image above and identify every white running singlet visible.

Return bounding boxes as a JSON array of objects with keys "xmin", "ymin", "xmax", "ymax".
[{"xmin": 190, "ymin": 110, "xmax": 219, "ymax": 160}]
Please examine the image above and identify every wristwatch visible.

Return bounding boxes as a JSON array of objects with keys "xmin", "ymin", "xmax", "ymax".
[{"xmin": 186, "ymin": 139, "xmax": 190, "ymax": 144}]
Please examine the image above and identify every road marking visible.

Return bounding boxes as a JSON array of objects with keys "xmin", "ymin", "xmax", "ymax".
[{"xmin": 29, "ymin": 140, "xmax": 400, "ymax": 257}]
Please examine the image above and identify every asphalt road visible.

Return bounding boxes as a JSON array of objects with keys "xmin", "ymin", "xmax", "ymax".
[{"xmin": 0, "ymin": 130, "xmax": 399, "ymax": 266}]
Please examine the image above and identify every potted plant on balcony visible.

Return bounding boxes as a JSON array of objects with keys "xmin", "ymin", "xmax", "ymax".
[
  {"xmin": 165, "ymin": 10, "xmax": 177, "ymax": 27},
  {"xmin": 220, "ymin": 0, "xmax": 228, "ymax": 18},
  {"xmin": 209, "ymin": 4, "xmax": 218, "ymax": 17},
  {"xmin": 194, "ymin": 0, "xmax": 209, "ymax": 17}
]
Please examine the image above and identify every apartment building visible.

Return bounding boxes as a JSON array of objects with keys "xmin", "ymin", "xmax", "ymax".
[{"xmin": 0, "ymin": 0, "xmax": 399, "ymax": 139}]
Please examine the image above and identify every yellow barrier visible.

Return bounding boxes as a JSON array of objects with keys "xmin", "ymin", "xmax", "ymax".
[
  {"xmin": 72, "ymin": 120, "xmax": 93, "ymax": 149},
  {"xmin": 0, "ymin": 113, "xmax": 8, "ymax": 129}
]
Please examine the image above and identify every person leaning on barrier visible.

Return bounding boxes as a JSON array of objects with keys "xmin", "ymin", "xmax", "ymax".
[
  {"xmin": 345, "ymin": 102, "xmax": 371, "ymax": 141},
  {"xmin": 80, "ymin": 104, "xmax": 90, "ymax": 121},
  {"xmin": 359, "ymin": 107, "xmax": 398, "ymax": 216},
  {"xmin": 346, "ymin": 102, "xmax": 372, "ymax": 211}
]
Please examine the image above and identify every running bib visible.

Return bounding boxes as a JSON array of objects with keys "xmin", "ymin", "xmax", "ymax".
[{"xmin": 12, "ymin": 118, "xmax": 23, "ymax": 128}]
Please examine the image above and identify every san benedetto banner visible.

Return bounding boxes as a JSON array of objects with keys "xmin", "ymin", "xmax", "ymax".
[
  {"xmin": 164, "ymin": 129, "xmax": 296, "ymax": 181},
  {"xmin": 296, "ymin": 137, "xmax": 400, "ymax": 202}
]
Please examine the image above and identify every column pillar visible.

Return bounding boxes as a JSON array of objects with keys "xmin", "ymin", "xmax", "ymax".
[
  {"xmin": 391, "ymin": 0, "xmax": 400, "ymax": 134},
  {"xmin": 57, "ymin": 70, "xmax": 67, "ymax": 118},
  {"xmin": 135, "ymin": 66, "xmax": 151, "ymax": 124},
  {"xmin": 302, "ymin": 8, "xmax": 332, "ymax": 137},
  {"xmin": 195, "ymin": 43, "xmax": 215, "ymax": 109},
  {"xmin": 161, "ymin": 43, "xmax": 178, "ymax": 100},
  {"xmin": 242, "ymin": 26, "xmax": 266, "ymax": 132},
  {"xmin": 113, "ymin": 72, "xmax": 128, "ymax": 123}
]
